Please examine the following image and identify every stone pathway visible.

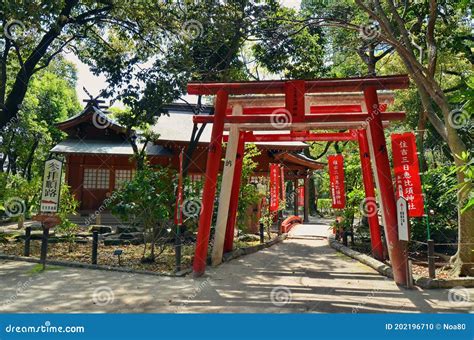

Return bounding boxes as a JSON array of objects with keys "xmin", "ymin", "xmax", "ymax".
[{"xmin": 0, "ymin": 223, "xmax": 472, "ymax": 313}]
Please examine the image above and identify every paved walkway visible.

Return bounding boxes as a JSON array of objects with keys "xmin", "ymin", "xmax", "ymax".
[{"xmin": 0, "ymin": 223, "xmax": 472, "ymax": 313}]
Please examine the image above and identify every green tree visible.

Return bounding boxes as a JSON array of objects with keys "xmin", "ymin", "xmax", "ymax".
[{"xmin": 111, "ymin": 166, "xmax": 175, "ymax": 262}]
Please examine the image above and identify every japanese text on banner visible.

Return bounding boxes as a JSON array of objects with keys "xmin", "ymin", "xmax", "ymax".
[{"xmin": 391, "ymin": 132, "xmax": 424, "ymax": 217}]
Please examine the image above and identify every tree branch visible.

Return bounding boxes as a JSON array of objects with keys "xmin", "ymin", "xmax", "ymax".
[{"xmin": 426, "ymin": 0, "xmax": 438, "ymax": 77}]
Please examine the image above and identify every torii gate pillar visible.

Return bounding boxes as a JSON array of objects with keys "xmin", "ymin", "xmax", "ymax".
[
  {"xmin": 357, "ymin": 129, "xmax": 384, "ymax": 261},
  {"xmin": 363, "ymin": 86, "xmax": 407, "ymax": 285},
  {"xmin": 193, "ymin": 90, "xmax": 228, "ymax": 277}
]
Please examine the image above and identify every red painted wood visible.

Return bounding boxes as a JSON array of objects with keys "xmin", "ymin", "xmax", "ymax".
[
  {"xmin": 193, "ymin": 112, "xmax": 406, "ymax": 125},
  {"xmin": 281, "ymin": 215, "xmax": 302, "ymax": 233},
  {"xmin": 328, "ymin": 154, "xmax": 346, "ymax": 209},
  {"xmin": 285, "ymin": 80, "xmax": 306, "ymax": 123},
  {"xmin": 225, "ymin": 105, "xmax": 364, "ymax": 115},
  {"xmin": 222, "ymin": 131, "xmax": 357, "ymax": 142},
  {"xmin": 193, "ymin": 90, "xmax": 228, "ymax": 277},
  {"xmin": 357, "ymin": 129, "xmax": 384, "ymax": 261},
  {"xmin": 391, "ymin": 132, "xmax": 424, "ymax": 217},
  {"xmin": 224, "ymin": 104, "xmax": 388, "ymax": 115},
  {"xmin": 187, "ymin": 75, "xmax": 410, "ymax": 95},
  {"xmin": 364, "ymin": 86, "xmax": 407, "ymax": 285}
]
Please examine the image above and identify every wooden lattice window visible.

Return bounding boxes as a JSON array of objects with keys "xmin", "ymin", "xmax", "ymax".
[
  {"xmin": 115, "ymin": 169, "xmax": 135, "ymax": 189},
  {"xmin": 83, "ymin": 168, "xmax": 110, "ymax": 189}
]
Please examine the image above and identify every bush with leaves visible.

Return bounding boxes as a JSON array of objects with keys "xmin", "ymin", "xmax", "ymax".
[
  {"xmin": 0, "ymin": 173, "xmax": 41, "ymax": 221},
  {"xmin": 237, "ymin": 144, "xmax": 264, "ymax": 233},
  {"xmin": 411, "ymin": 166, "xmax": 458, "ymax": 243},
  {"xmin": 111, "ymin": 166, "xmax": 175, "ymax": 262},
  {"xmin": 55, "ymin": 184, "xmax": 80, "ymax": 252}
]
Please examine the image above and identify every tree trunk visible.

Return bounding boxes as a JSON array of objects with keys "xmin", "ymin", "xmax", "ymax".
[
  {"xmin": 1, "ymin": 0, "xmax": 79, "ymax": 130},
  {"xmin": 397, "ymin": 50, "xmax": 473, "ymax": 276}
]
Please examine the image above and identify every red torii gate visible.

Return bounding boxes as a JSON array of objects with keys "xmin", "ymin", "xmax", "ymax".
[
  {"xmin": 187, "ymin": 75, "xmax": 410, "ymax": 285},
  {"xmin": 221, "ymin": 129, "xmax": 385, "ymax": 262}
]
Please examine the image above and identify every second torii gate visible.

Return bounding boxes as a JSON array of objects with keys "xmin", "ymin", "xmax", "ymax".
[
  {"xmin": 221, "ymin": 128, "xmax": 385, "ymax": 262},
  {"xmin": 187, "ymin": 75, "xmax": 410, "ymax": 285}
]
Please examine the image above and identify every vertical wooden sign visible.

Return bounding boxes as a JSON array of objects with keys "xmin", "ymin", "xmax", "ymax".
[{"xmin": 40, "ymin": 158, "xmax": 63, "ymax": 213}]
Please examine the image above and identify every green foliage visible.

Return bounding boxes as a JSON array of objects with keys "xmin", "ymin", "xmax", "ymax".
[
  {"xmin": 1, "ymin": 58, "xmax": 80, "ymax": 222},
  {"xmin": 411, "ymin": 166, "xmax": 458, "ymax": 243},
  {"xmin": 259, "ymin": 203, "xmax": 276, "ymax": 240},
  {"xmin": 0, "ymin": 232, "xmax": 8, "ymax": 245},
  {"xmin": 111, "ymin": 166, "xmax": 175, "ymax": 261},
  {"xmin": 55, "ymin": 184, "xmax": 80, "ymax": 252},
  {"xmin": 253, "ymin": 5, "xmax": 326, "ymax": 78},
  {"xmin": 0, "ymin": 173, "xmax": 41, "ymax": 219},
  {"xmin": 452, "ymin": 151, "xmax": 474, "ymax": 214},
  {"xmin": 0, "ymin": 59, "xmax": 80, "ymax": 180},
  {"xmin": 317, "ymin": 198, "xmax": 333, "ymax": 215},
  {"xmin": 237, "ymin": 144, "xmax": 263, "ymax": 232}
]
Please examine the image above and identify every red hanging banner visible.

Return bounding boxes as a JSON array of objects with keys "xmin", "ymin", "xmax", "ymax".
[
  {"xmin": 391, "ymin": 132, "xmax": 424, "ymax": 217},
  {"xmin": 328, "ymin": 154, "xmax": 346, "ymax": 209},
  {"xmin": 174, "ymin": 149, "xmax": 184, "ymax": 225},
  {"xmin": 280, "ymin": 165, "xmax": 285, "ymax": 203},
  {"xmin": 269, "ymin": 163, "xmax": 280, "ymax": 212},
  {"xmin": 298, "ymin": 186, "xmax": 304, "ymax": 207}
]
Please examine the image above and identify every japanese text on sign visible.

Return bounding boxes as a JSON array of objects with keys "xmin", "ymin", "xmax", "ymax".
[
  {"xmin": 269, "ymin": 164, "xmax": 280, "ymax": 212},
  {"xmin": 391, "ymin": 133, "xmax": 424, "ymax": 217},
  {"xmin": 40, "ymin": 159, "xmax": 63, "ymax": 213},
  {"xmin": 328, "ymin": 154, "xmax": 346, "ymax": 209}
]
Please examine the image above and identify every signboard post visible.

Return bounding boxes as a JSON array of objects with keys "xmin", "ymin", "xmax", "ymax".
[
  {"xmin": 35, "ymin": 158, "xmax": 63, "ymax": 270},
  {"xmin": 397, "ymin": 195, "xmax": 409, "ymax": 241},
  {"xmin": 40, "ymin": 158, "xmax": 63, "ymax": 213},
  {"xmin": 396, "ymin": 193, "xmax": 413, "ymax": 287}
]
